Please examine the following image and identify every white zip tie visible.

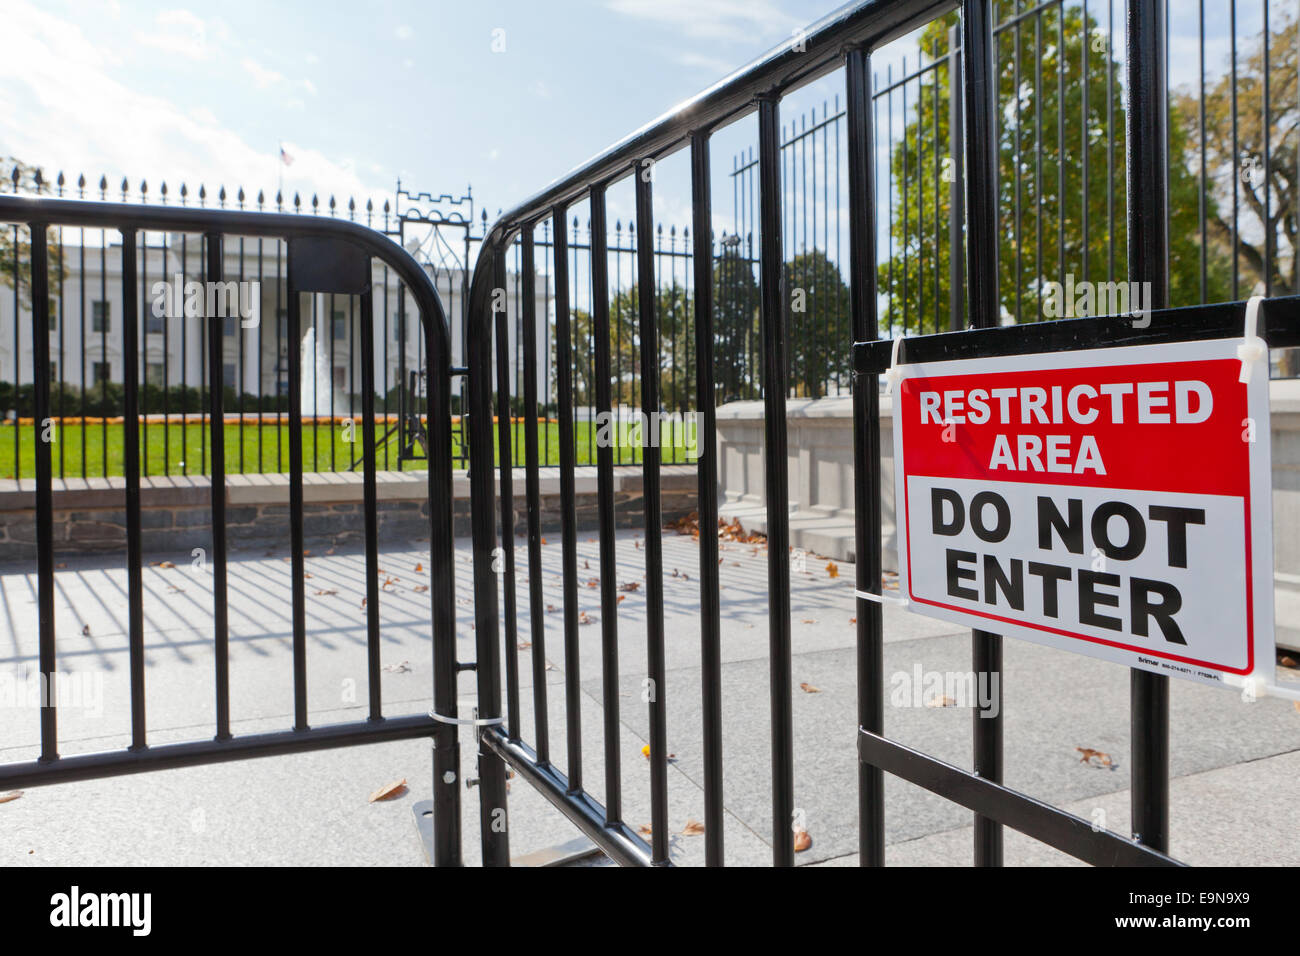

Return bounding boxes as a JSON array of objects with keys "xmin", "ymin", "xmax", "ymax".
[
  {"xmin": 428, "ymin": 710, "xmax": 506, "ymax": 727},
  {"xmin": 883, "ymin": 334, "xmax": 906, "ymax": 395},
  {"xmin": 1237, "ymin": 295, "xmax": 1267, "ymax": 384},
  {"xmin": 855, "ymin": 588, "xmax": 909, "ymax": 608},
  {"xmin": 1238, "ymin": 677, "xmax": 1300, "ymax": 704}
]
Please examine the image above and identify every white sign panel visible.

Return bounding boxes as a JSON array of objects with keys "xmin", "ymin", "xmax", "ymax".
[{"xmin": 892, "ymin": 338, "xmax": 1274, "ymax": 690}]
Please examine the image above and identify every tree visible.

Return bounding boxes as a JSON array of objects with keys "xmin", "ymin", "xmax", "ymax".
[
  {"xmin": 0, "ymin": 159, "xmax": 69, "ymax": 316},
  {"xmin": 879, "ymin": 7, "xmax": 1230, "ymax": 332},
  {"xmin": 713, "ymin": 242, "xmax": 760, "ymax": 402},
  {"xmin": 785, "ymin": 249, "xmax": 851, "ymax": 397},
  {"xmin": 603, "ymin": 282, "xmax": 694, "ymax": 408},
  {"xmin": 1174, "ymin": 6, "xmax": 1297, "ymax": 372}
]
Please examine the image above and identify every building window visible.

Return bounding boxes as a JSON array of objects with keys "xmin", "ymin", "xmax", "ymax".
[
  {"xmin": 93, "ymin": 361, "xmax": 111, "ymax": 383},
  {"xmin": 146, "ymin": 363, "xmax": 165, "ymax": 387},
  {"xmin": 333, "ymin": 365, "xmax": 347, "ymax": 390},
  {"xmin": 223, "ymin": 363, "xmax": 237, "ymax": 389},
  {"xmin": 224, "ymin": 316, "xmax": 237, "ymax": 337},
  {"xmin": 332, "ymin": 310, "xmax": 346, "ymax": 340},
  {"xmin": 278, "ymin": 309, "xmax": 288, "ymax": 339},
  {"xmin": 145, "ymin": 315, "xmax": 164, "ymax": 335},
  {"xmin": 92, "ymin": 301, "xmax": 111, "ymax": 333},
  {"xmin": 392, "ymin": 315, "xmax": 403, "ymax": 340},
  {"xmin": 49, "ymin": 313, "xmax": 58, "ymax": 332}
]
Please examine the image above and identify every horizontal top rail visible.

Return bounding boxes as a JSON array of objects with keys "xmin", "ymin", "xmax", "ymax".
[{"xmin": 0, "ymin": 194, "xmax": 451, "ymax": 351}]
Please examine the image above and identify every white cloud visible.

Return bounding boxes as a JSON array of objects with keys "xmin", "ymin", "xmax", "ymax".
[
  {"xmin": 395, "ymin": 24, "xmax": 413, "ymax": 40},
  {"xmin": 605, "ymin": 0, "xmax": 796, "ymax": 42},
  {"xmin": 135, "ymin": 8, "xmax": 226, "ymax": 61},
  {"xmin": 241, "ymin": 57, "xmax": 285, "ymax": 89},
  {"xmin": 675, "ymin": 50, "xmax": 740, "ymax": 77},
  {"xmin": 0, "ymin": 1, "xmax": 386, "ymax": 207}
]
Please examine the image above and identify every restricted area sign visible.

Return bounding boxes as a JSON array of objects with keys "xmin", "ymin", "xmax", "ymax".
[{"xmin": 893, "ymin": 338, "xmax": 1274, "ymax": 689}]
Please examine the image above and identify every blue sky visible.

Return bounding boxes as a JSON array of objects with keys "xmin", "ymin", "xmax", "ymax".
[{"xmin": 0, "ymin": 0, "xmax": 869, "ymax": 231}]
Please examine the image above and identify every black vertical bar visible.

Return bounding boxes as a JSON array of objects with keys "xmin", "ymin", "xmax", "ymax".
[
  {"xmin": 948, "ymin": 27, "xmax": 965, "ymax": 332},
  {"xmin": 1261, "ymin": 0, "xmax": 1271, "ymax": 298},
  {"xmin": 206, "ymin": 233, "xmax": 232, "ymax": 740},
  {"xmin": 360, "ymin": 289, "xmax": 382, "ymax": 721},
  {"xmin": 469, "ymin": 246, "xmax": 510, "ymax": 866},
  {"xmin": 287, "ymin": 282, "xmax": 308, "ymax": 732},
  {"xmin": 520, "ymin": 227, "xmax": 549, "ymax": 763},
  {"xmin": 635, "ymin": 159, "xmax": 670, "ymax": 866},
  {"xmin": 846, "ymin": 47, "xmax": 884, "ymax": 867},
  {"xmin": 1126, "ymin": 0, "xmax": 1171, "ymax": 855},
  {"xmin": 137, "ymin": 229, "xmax": 145, "ymax": 478},
  {"xmin": 424, "ymin": 280, "xmax": 463, "ymax": 867},
  {"xmin": 1230, "ymin": 0, "xmax": 1239, "ymax": 298},
  {"xmin": 961, "ymin": 0, "xmax": 1004, "ymax": 867},
  {"xmin": 552, "ymin": 205, "xmax": 583, "ymax": 793},
  {"xmin": 590, "ymin": 184, "xmax": 624, "ymax": 824},
  {"xmin": 691, "ymin": 131, "xmax": 725, "ymax": 866},
  {"xmin": 121, "ymin": 229, "xmax": 146, "ymax": 750},
  {"xmin": 757, "ymin": 95, "xmax": 795, "ymax": 867},
  {"xmin": 493, "ymin": 253, "xmax": 521, "ymax": 741},
  {"xmin": 31, "ymin": 224, "xmax": 57, "ymax": 763}
]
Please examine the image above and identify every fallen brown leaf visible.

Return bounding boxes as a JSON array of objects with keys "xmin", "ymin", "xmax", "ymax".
[
  {"xmin": 800, "ymin": 682, "xmax": 820, "ymax": 693},
  {"xmin": 414, "ymin": 563, "xmax": 423, "ymax": 573},
  {"xmin": 413, "ymin": 584, "xmax": 429, "ymax": 593},
  {"xmin": 825, "ymin": 561, "xmax": 839, "ymax": 578},
  {"xmin": 681, "ymin": 819, "xmax": 706, "ymax": 836},
  {"xmin": 0, "ymin": 791, "xmax": 22, "ymax": 804},
  {"xmin": 926, "ymin": 695, "xmax": 958, "ymax": 708},
  {"xmin": 368, "ymin": 779, "xmax": 408, "ymax": 803},
  {"xmin": 1076, "ymin": 747, "xmax": 1114, "ymax": 768},
  {"xmin": 793, "ymin": 828, "xmax": 812, "ymax": 852},
  {"xmin": 619, "ymin": 581, "xmax": 640, "ymax": 593},
  {"xmin": 518, "ymin": 641, "xmax": 532, "ymax": 650},
  {"xmin": 638, "ymin": 824, "xmax": 653, "ymax": 837}
]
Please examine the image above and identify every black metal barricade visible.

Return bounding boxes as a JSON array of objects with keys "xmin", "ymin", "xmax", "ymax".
[
  {"xmin": 460, "ymin": 0, "xmax": 1299, "ymax": 868},
  {"xmin": 0, "ymin": 197, "xmax": 467, "ymax": 867}
]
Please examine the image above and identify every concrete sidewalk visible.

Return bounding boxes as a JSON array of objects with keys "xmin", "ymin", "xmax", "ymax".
[{"xmin": 1, "ymin": 527, "xmax": 1297, "ymax": 866}]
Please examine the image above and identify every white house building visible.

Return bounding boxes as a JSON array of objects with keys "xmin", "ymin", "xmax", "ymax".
[{"xmin": 0, "ymin": 231, "xmax": 549, "ymax": 414}]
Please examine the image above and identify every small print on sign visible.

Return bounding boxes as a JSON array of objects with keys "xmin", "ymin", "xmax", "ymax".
[{"xmin": 892, "ymin": 339, "xmax": 1274, "ymax": 690}]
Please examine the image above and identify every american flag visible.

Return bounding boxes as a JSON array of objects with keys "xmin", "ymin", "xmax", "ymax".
[{"xmin": 279, "ymin": 145, "xmax": 294, "ymax": 166}]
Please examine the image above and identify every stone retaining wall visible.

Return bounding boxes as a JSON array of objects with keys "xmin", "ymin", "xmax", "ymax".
[{"xmin": 0, "ymin": 466, "xmax": 700, "ymax": 560}]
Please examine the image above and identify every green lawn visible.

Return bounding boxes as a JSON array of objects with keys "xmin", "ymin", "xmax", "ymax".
[{"xmin": 0, "ymin": 418, "xmax": 699, "ymax": 479}]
